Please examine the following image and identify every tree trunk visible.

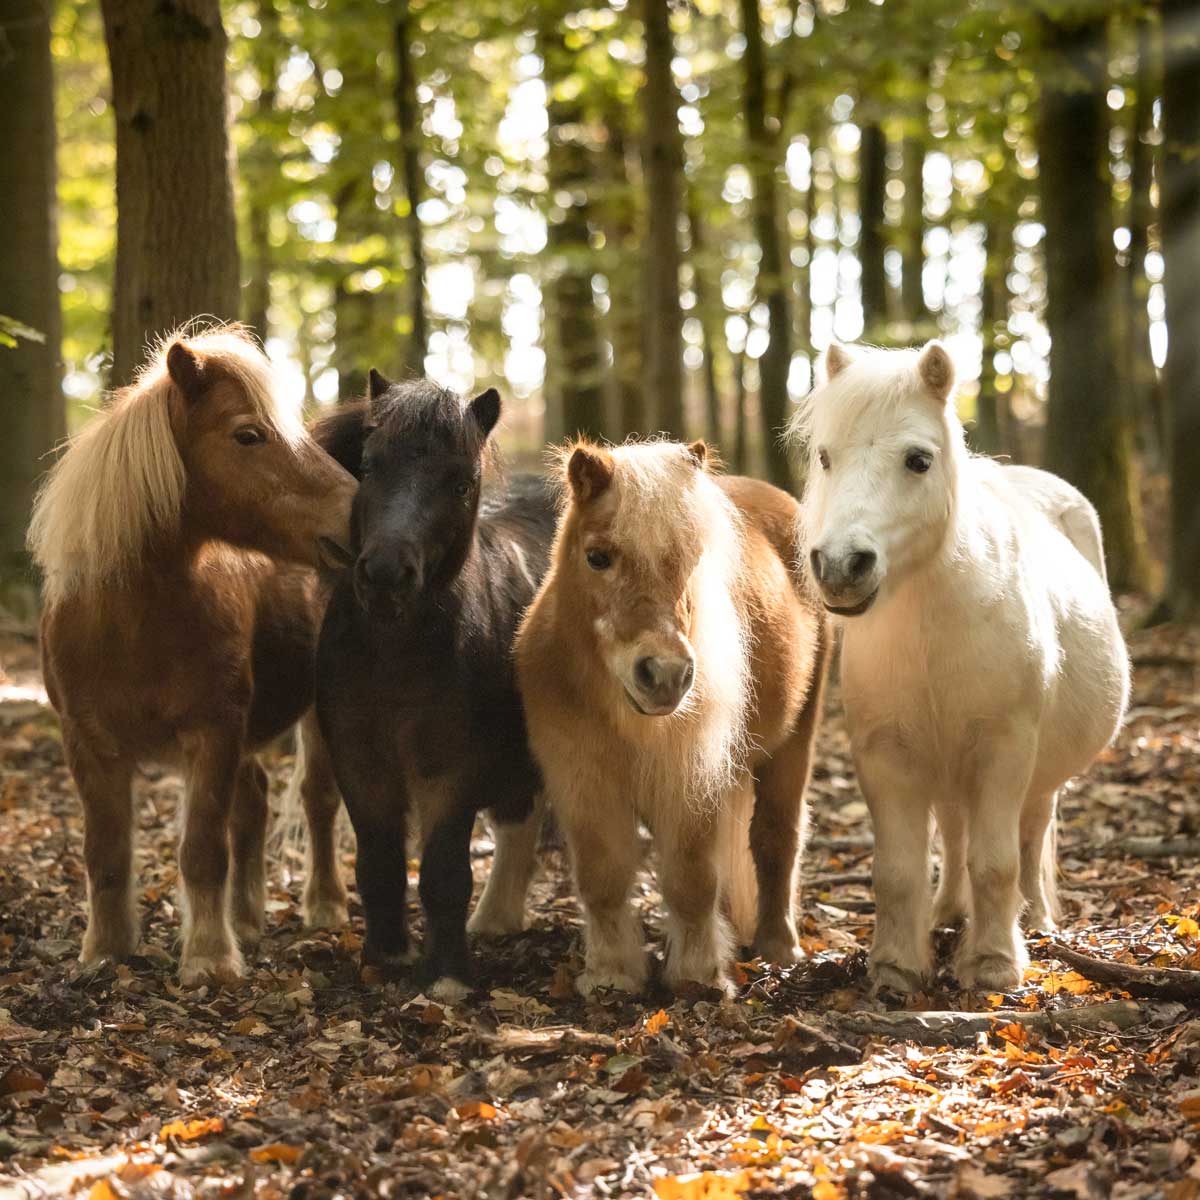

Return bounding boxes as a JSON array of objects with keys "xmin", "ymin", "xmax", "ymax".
[
  {"xmin": 242, "ymin": 0, "xmax": 280, "ymax": 344},
  {"xmin": 100, "ymin": 0, "xmax": 240, "ymax": 387},
  {"xmin": 1038, "ymin": 11, "xmax": 1150, "ymax": 592},
  {"xmin": 1125, "ymin": 8, "xmax": 1165, "ymax": 463},
  {"xmin": 740, "ymin": 0, "xmax": 793, "ymax": 489},
  {"xmin": 394, "ymin": 0, "xmax": 428, "ymax": 375},
  {"xmin": 333, "ymin": 178, "xmax": 377, "ymax": 403},
  {"xmin": 541, "ymin": 15, "xmax": 604, "ymax": 441},
  {"xmin": 599, "ymin": 108, "xmax": 643, "ymax": 439},
  {"xmin": 687, "ymin": 192, "xmax": 724, "ymax": 448},
  {"xmin": 900, "ymin": 134, "xmax": 926, "ymax": 326},
  {"xmin": 858, "ymin": 120, "xmax": 888, "ymax": 338},
  {"xmin": 0, "ymin": 0, "xmax": 63, "ymax": 607},
  {"xmin": 1160, "ymin": 0, "xmax": 1200, "ymax": 615},
  {"xmin": 640, "ymin": 0, "xmax": 685, "ymax": 437},
  {"xmin": 733, "ymin": 350, "xmax": 748, "ymax": 474},
  {"xmin": 974, "ymin": 220, "xmax": 1010, "ymax": 458}
]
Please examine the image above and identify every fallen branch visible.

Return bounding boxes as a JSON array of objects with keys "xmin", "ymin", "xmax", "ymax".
[
  {"xmin": 806, "ymin": 871, "xmax": 873, "ymax": 888},
  {"xmin": 828, "ymin": 998, "xmax": 1183, "ymax": 1045},
  {"xmin": 1103, "ymin": 836, "xmax": 1200, "ymax": 860},
  {"xmin": 808, "ymin": 834, "xmax": 874, "ymax": 852},
  {"xmin": 1046, "ymin": 941, "xmax": 1200, "ymax": 1003}
]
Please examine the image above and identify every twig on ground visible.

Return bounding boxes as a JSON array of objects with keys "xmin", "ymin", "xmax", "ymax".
[
  {"xmin": 828, "ymin": 998, "xmax": 1184, "ymax": 1045},
  {"xmin": 1103, "ymin": 836, "xmax": 1200, "ymax": 860},
  {"xmin": 1046, "ymin": 940, "xmax": 1200, "ymax": 1002},
  {"xmin": 808, "ymin": 835, "xmax": 874, "ymax": 852},
  {"xmin": 806, "ymin": 872, "xmax": 873, "ymax": 888}
]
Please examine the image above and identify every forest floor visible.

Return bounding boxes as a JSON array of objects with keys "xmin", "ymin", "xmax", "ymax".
[{"xmin": 0, "ymin": 616, "xmax": 1198, "ymax": 1200}]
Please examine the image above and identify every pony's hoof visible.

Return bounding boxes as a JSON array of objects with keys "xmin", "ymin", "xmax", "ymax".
[
  {"xmin": 428, "ymin": 975, "xmax": 472, "ymax": 1003},
  {"xmin": 577, "ymin": 964, "xmax": 646, "ymax": 996},
  {"xmin": 666, "ymin": 970, "xmax": 735, "ymax": 1000},
  {"xmin": 303, "ymin": 897, "xmax": 349, "ymax": 931},
  {"xmin": 363, "ymin": 943, "xmax": 420, "ymax": 974},
  {"xmin": 955, "ymin": 952, "xmax": 1023, "ymax": 992},
  {"xmin": 467, "ymin": 906, "xmax": 526, "ymax": 937},
  {"xmin": 1021, "ymin": 908, "xmax": 1057, "ymax": 934},
  {"xmin": 755, "ymin": 934, "xmax": 803, "ymax": 967},
  {"xmin": 233, "ymin": 917, "xmax": 265, "ymax": 949},
  {"xmin": 179, "ymin": 950, "xmax": 245, "ymax": 988},
  {"xmin": 869, "ymin": 958, "xmax": 927, "ymax": 995},
  {"xmin": 930, "ymin": 904, "xmax": 967, "ymax": 931},
  {"xmin": 80, "ymin": 932, "xmax": 138, "ymax": 967}
]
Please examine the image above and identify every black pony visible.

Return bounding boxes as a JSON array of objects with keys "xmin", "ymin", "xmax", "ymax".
[{"xmin": 313, "ymin": 372, "xmax": 556, "ymax": 997}]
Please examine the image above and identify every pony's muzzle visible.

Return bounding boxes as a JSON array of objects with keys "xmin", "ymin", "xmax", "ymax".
[
  {"xmin": 810, "ymin": 544, "xmax": 881, "ymax": 615},
  {"xmin": 628, "ymin": 654, "xmax": 695, "ymax": 716},
  {"xmin": 354, "ymin": 544, "xmax": 425, "ymax": 615}
]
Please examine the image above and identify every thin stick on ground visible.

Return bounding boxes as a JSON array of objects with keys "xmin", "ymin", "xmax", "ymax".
[{"xmin": 1046, "ymin": 939, "xmax": 1200, "ymax": 1002}]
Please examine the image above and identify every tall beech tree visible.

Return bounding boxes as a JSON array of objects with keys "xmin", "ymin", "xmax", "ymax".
[
  {"xmin": 1160, "ymin": 0, "xmax": 1200, "ymax": 616},
  {"xmin": 394, "ymin": 0, "xmax": 429, "ymax": 375},
  {"xmin": 100, "ymin": 0, "xmax": 240, "ymax": 386},
  {"xmin": 1037, "ymin": 8, "xmax": 1148, "ymax": 592},
  {"xmin": 857, "ymin": 120, "xmax": 888, "ymax": 336},
  {"xmin": 640, "ymin": 0, "xmax": 685, "ymax": 437},
  {"xmin": 0, "ymin": 0, "xmax": 64, "ymax": 605}
]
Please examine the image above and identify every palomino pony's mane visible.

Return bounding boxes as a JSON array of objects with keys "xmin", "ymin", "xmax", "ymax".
[
  {"xmin": 28, "ymin": 325, "xmax": 301, "ymax": 605},
  {"xmin": 582, "ymin": 441, "xmax": 754, "ymax": 812}
]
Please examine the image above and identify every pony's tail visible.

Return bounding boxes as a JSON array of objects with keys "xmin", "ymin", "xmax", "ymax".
[{"xmin": 718, "ymin": 776, "xmax": 758, "ymax": 948}]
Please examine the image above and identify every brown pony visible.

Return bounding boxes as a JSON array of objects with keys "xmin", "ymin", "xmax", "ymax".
[
  {"xmin": 514, "ymin": 440, "xmax": 829, "ymax": 996},
  {"xmin": 28, "ymin": 326, "xmax": 356, "ymax": 985}
]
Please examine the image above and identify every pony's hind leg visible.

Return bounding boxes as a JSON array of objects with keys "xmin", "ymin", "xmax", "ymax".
[
  {"xmin": 295, "ymin": 711, "xmax": 349, "ymax": 929},
  {"xmin": 660, "ymin": 814, "xmax": 733, "ymax": 996},
  {"xmin": 931, "ymin": 802, "xmax": 969, "ymax": 929},
  {"xmin": 69, "ymin": 736, "xmax": 138, "ymax": 965},
  {"xmin": 468, "ymin": 792, "xmax": 545, "ymax": 937},
  {"xmin": 229, "ymin": 757, "xmax": 269, "ymax": 948},
  {"xmin": 178, "ymin": 727, "xmax": 244, "ymax": 986},
  {"xmin": 1019, "ymin": 789, "xmax": 1058, "ymax": 932}
]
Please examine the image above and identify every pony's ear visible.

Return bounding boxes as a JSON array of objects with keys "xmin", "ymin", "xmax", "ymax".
[
  {"xmin": 917, "ymin": 340, "xmax": 956, "ymax": 405},
  {"xmin": 367, "ymin": 368, "xmax": 393, "ymax": 401},
  {"xmin": 821, "ymin": 341, "xmax": 854, "ymax": 383},
  {"xmin": 468, "ymin": 387, "xmax": 501, "ymax": 437},
  {"xmin": 566, "ymin": 444, "xmax": 614, "ymax": 503},
  {"xmin": 166, "ymin": 342, "xmax": 205, "ymax": 398},
  {"xmin": 686, "ymin": 440, "xmax": 708, "ymax": 469}
]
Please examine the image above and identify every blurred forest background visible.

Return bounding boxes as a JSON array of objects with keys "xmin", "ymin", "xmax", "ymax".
[{"xmin": 1, "ymin": 0, "xmax": 1198, "ymax": 617}]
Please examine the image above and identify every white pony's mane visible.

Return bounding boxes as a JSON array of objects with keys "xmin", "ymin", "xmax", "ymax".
[
  {"xmin": 28, "ymin": 324, "xmax": 301, "ymax": 605},
  {"xmin": 605, "ymin": 441, "xmax": 754, "ymax": 812}
]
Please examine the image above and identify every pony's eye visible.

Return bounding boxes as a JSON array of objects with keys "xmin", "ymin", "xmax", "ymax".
[
  {"xmin": 818, "ymin": 449, "xmax": 830, "ymax": 471},
  {"xmin": 586, "ymin": 548, "xmax": 612, "ymax": 571},
  {"xmin": 906, "ymin": 450, "xmax": 932, "ymax": 474},
  {"xmin": 455, "ymin": 479, "xmax": 473, "ymax": 498},
  {"xmin": 234, "ymin": 425, "xmax": 266, "ymax": 446}
]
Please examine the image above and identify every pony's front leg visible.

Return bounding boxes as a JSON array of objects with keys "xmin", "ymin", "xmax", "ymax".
[
  {"xmin": 178, "ymin": 727, "xmax": 243, "ymax": 986},
  {"xmin": 956, "ymin": 737, "xmax": 1036, "ymax": 991},
  {"xmin": 560, "ymin": 797, "xmax": 645, "ymax": 995},
  {"xmin": 229, "ymin": 758, "xmax": 268, "ymax": 948},
  {"xmin": 68, "ymin": 735, "xmax": 137, "ymax": 965},
  {"xmin": 418, "ymin": 802, "xmax": 478, "ymax": 1001},
  {"xmin": 659, "ymin": 815, "xmax": 732, "ymax": 996},
  {"xmin": 468, "ymin": 792, "xmax": 545, "ymax": 937},
  {"xmin": 857, "ymin": 744, "xmax": 933, "ymax": 993}
]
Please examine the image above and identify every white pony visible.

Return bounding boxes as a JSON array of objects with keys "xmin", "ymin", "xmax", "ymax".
[{"xmin": 794, "ymin": 340, "xmax": 1129, "ymax": 992}]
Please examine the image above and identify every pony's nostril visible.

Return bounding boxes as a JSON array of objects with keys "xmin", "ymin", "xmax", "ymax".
[
  {"xmin": 681, "ymin": 659, "xmax": 695, "ymax": 690},
  {"xmin": 848, "ymin": 550, "xmax": 877, "ymax": 581},
  {"xmin": 634, "ymin": 656, "xmax": 660, "ymax": 691},
  {"xmin": 810, "ymin": 548, "xmax": 825, "ymax": 582}
]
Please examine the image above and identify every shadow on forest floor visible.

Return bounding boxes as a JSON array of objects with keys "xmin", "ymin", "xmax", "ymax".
[{"xmin": 0, "ymin": 619, "xmax": 1198, "ymax": 1199}]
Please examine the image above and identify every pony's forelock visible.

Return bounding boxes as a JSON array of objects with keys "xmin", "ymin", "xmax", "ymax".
[{"xmin": 28, "ymin": 324, "xmax": 298, "ymax": 604}]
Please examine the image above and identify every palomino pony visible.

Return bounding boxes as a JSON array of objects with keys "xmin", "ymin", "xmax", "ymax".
[
  {"xmin": 314, "ymin": 372, "xmax": 557, "ymax": 999},
  {"xmin": 28, "ymin": 327, "xmax": 357, "ymax": 985},
  {"xmin": 515, "ymin": 440, "xmax": 829, "ymax": 996},
  {"xmin": 796, "ymin": 340, "xmax": 1129, "ymax": 992}
]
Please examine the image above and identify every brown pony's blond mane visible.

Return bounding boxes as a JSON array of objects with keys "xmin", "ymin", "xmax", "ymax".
[{"xmin": 28, "ymin": 324, "xmax": 300, "ymax": 605}]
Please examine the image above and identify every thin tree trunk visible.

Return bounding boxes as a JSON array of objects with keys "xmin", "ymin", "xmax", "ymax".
[
  {"xmin": 0, "ymin": 0, "xmax": 63, "ymax": 606},
  {"xmin": 100, "ymin": 0, "xmax": 240, "ymax": 386},
  {"xmin": 541, "ymin": 15, "xmax": 604, "ymax": 441},
  {"xmin": 1038, "ymin": 11, "xmax": 1149, "ymax": 592},
  {"xmin": 900, "ymin": 134, "xmax": 926, "ymax": 326},
  {"xmin": 733, "ymin": 350, "xmax": 748, "ymax": 474},
  {"xmin": 858, "ymin": 120, "xmax": 888, "ymax": 337},
  {"xmin": 1126, "ymin": 8, "xmax": 1165, "ymax": 462},
  {"xmin": 242, "ymin": 0, "xmax": 280, "ymax": 344},
  {"xmin": 333, "ymin": 179, "xmax": 374, "ymax": 403},
  {"xmin": 600, "ymin": 108, "xmax": 643, "ymax": 439},
  {"xmin": 1160, "ymin": 0, "xmax": 1200, "ymax": 616},
  {"xmin": 687, "ymin": 192, "xmax": 724, "ymax": 448},
  {"xmin": 394, "ymin": 0, "xmax": 428, "ymax": 375},
  {"xmin": 974, "ymin": 220, "xmax": 1010, "ymax": 458},
  {"xmin": 740, "ymin": 0, "xmax": 792, "ymax": 489},
  {"xmin": 640, "ymin": 0, "xmax": 685, "ymax": 437}
]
